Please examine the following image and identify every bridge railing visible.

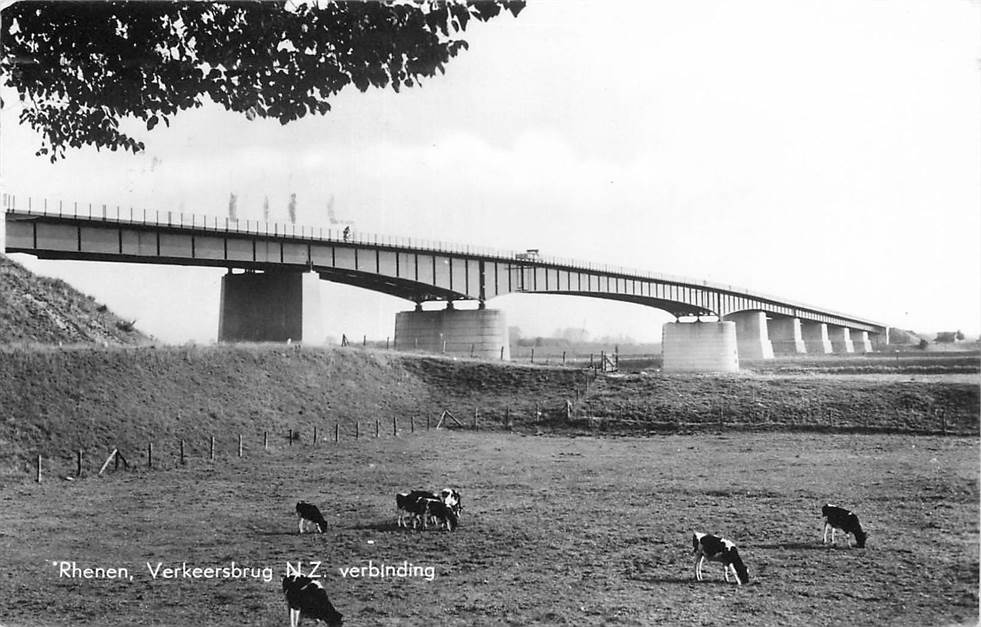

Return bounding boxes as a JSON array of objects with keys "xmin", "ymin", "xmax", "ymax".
[{"xmin": 3, "ymin": 193, "xmax": 884, "ymax": 328}]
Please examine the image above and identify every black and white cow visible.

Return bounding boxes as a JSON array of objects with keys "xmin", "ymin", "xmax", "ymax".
[
  {"xmin": 440, "ymin": 488, "xmax": 464, "ymax": 518},
  {"xmin": 296, "ymin": 501, "xmax": 328, "ymax": 534},
  {"xmin": 692, "ymin": 532, "xmax": 750, "ymax": 585},
  {"xmin": 395, "ymin": 490, "xmax": 459, "ymax": 531},
  {"xmin": 282, "ymin": 575, "xmax": 343, "ymax": 626},
  {"xmin": 396, "ymin": 491, "xmax": 437, "ymax": 528},
  {"xmin": 822, "ymin": 504, "xmax": 868, "ymax": 548}
]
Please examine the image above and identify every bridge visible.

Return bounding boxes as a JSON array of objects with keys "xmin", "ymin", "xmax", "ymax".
[{"xmin": 1, "ymin": 194, "xmax": 888, "ymax": 371}]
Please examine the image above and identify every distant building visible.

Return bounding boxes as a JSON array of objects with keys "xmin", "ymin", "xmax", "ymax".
[{"xmin": 934, "ymin": 331, "xmax": 965, "ymax": 343}]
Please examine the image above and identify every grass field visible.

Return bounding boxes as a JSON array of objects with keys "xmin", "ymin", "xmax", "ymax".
[{"xmin": 1, "ymin": 430, "xmax": 976, "ymax": 626}]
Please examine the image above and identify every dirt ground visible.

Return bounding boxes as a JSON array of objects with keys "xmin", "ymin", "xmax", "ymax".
[{"xmin": 0, "ymin": 430, "xmax": 976, "ymax": 626}]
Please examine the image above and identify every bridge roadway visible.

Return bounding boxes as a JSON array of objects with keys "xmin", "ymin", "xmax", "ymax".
[{"xmin": 2, "ymin": 196, "xmax": 888, "ymax": 371}]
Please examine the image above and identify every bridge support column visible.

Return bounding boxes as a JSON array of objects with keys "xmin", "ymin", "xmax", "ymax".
[
  {"xmin": 394, "ymin": 306, "xmax": 510, "ymax": 360},
  {"xmin": 0, "ymin": 193, "xmax": 6, "ymax": 255},
  {"xmin": 218, "ymin": 270, "xmax": 324, "ymax": 345},
  {"xmin": 828, "ymin": 325, "xmax": 854, "ymax": 354},
  {"xmin": 768, "ymin": 317, "xmax": 807, "ymax": 355},
  {"xmin": 662, "ymin": 321, "xmax": 739, "ymax": 372},
  {"xmin": 851, "ymin": 330, "xmax": 872, "ymax": 353},
  {"xmin": 800, "ymin": 321, "xmax": 832, "ymax": 354},
  {"xmin": 722, "ymin": 311, "xmax": 773, "ymax": 361}
]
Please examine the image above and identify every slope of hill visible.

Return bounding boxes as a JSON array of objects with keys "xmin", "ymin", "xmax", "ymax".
[
  {"xmin": 0, "ymin": 344, "xmax": 976, "ymax": 481},
  {"xmin": 0, "ymin": 255, "xmax": 152, "ymax": 345}
]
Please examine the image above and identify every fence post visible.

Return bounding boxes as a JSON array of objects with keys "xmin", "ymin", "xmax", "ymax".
[
  {"xmin": 36, "ymin": 455, "xmax": 42, "ymax": 483},
  {"xmin": 393, "ymin": 416, "xmax": 398, "ymax": 437},
  {"xmin": 355, "ymin": 422, "xmax": 360, "ymax": 440},
  {"xmin": 375, "ymin": 419, "xmax": 380, "ymax": 438},
  {"xmin": 334, "ymin": 423, "xmax": 339, "ymax": 443},
  {"xmin": 238, "ymin": 434, "xmax": 243, "ymax": 457},
  {"xmin": 500, "ymin": 346, "xmax": 504, "ymax": 360},
  {"xmin": 289, "ymin": 429, "xmax": 293, "ymax": 446},
  {"xmin": 180, "ymin": 439, "xmax": 185, "ymax": 465},
  {"xmin": 410, "ymin": 416, "xmax": 415, "ymax": 433},
  {"xmin": 210, "ymin": 436, "xmax": 215, "ymax": 461},
  {"xmin": 473, "ymin": 407, "xmax": 479, "ymax": 430},
  {"xmin": 313, "ymin": 426, "xmax": 318, "ymax": 446},
  {"xmin": 562, "ymin": 351, "xmax": 566, "ymax": 365},
  {"xmin": 505, "ymin": 407, "xmax": 511, "ymax": 430},
  {"xmin": 76, "ymin": 450, "xmax": 82, "ymax": 477},
  {"xmin": 531, "ymin": 348, "xmax": 535, "ymax": 363},
  {"xmin": 147, "ymin": 442, "xmax": 153, "ymax": 468},
  {"xmin": 263, "ymin": 431, "xmax": 268, "ymax": 451},
  {"xmin": 426, "ymin": 414, "xmax": 431, "ymax": 431}
]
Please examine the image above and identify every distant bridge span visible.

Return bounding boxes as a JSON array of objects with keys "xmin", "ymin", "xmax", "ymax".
[{"xmin": 2, "ymin": 197, "xmax": 888, "ymax": 370}]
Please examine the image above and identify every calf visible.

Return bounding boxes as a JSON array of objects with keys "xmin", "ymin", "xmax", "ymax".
[
  {"xmin": 282, "ymin": 575, "xmax": 343, "ymax": 626},
  {"xmin": 822, "ymin": 504, "xmax": 868, "ymax": 548},
  {"xmin": 692, "ymin": 532, "xmax": 750, "ymax": 585},
  {"xmin": 419, "ymin": 497, "xmax": 459, "ymax": 531}
]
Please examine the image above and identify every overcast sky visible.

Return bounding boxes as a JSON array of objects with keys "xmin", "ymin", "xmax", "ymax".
[{"xmin": 3, "ymin": 1, "xmax": 979, "ymax": 344}]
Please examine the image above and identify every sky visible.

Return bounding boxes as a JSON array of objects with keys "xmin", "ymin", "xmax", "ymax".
[{"xmin": 3, "ymin": 1, "xmax": 979, "ymax": 344}]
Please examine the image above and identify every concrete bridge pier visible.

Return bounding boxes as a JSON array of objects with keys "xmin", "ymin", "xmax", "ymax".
[
  {"xmin": 722, "ymin": 311, "xmax": 774, "ymax": 361},
  {"xmin": 852, "ymin": 330, "xmax": 873, "ymax": 353},
  {"xmin": 218, "ymin": 270, "xmax": 324, "ymax": 345},
  {"xmin": 768, "ymin": 317, "xmax": 807, "ymax": 355},
  {"xmin": 394, "ymin": 304, "xmax": 510, "ymax": 360},
  {"xmin": 828, "ymin": 325, "xmax": 854, "ymax": 354},
  {"xmin": 662, "ymin": 320, "xmax": 739, "ymax": 372},
  {"xmin": 800, "ymin": 321, "xmax": 833, "ymax": 354}
]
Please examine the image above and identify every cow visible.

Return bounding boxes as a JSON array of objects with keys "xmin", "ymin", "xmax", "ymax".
[
  {"xmin": 396, "ymin": 490, "xmax": 437, "ymax": 528},
  {"xmin": 296, "ymin": 501, "xmax": 328, "ymax": 534},
  {"xmin": 692, "ymin": 532, "xmax": 750, "ymax": 585},
  {"xmin": 282, "ymin": 575, "xmax": 343, "ymax": 626},
  {"xmin": 440, "ymin": 488, "xmax": 464, "ymax": 518},
  {"xmin": 822, "ymin": 504, "xmax": 868, "ymax": 548}
]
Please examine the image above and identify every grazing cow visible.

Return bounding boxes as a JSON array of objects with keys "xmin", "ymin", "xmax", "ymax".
[
  {"xmin": 396, "ymin": 490, "xmax": 437, "ymax": 528},
  {"xmin": 419, "ymin": 497, "xmax": 459, "ymax": 531},
  {"xmin": 692, "ymin": 532, "xmax": 750, "ymax": 585},
  {"xmin": 282, "ymin": 575, "xmax": 343, "ymax": 626},
  {"xmin": 296, "ymin": 501, "xmax": 328, "ymax": 534},
  {"xmin": 822, "ymin": 504, "xmax": 868, "ymax": 548}
]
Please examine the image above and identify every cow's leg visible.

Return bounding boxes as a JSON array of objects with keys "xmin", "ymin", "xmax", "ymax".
[
  {"xmin": 695, "ymin": 555, "xmax": 704, "ymax": 581},
  {"xmin": 723, "ymin": 562, "xmax": 730, "ymax": 582},
  {"xmin": 830, "ymin": 527, "xmax": 836, "ymax": 544},
  {"xmin": 823, "ymin": 523, "xmax": 829, "ymax": 544},
  {"xmin": 298, "ymin": 516, "xmax": 304, "ymax": 534}
]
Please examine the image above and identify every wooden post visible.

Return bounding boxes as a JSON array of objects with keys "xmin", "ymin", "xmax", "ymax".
[
  {"xmin": 531, "ymin": 348, "xmax": 535, "ymax": 363},
  {"xmin": 363, "ymin": 334, "xmax": 367, "ymax": 347},
  {"xmin": 393, "ymin": 416, "xmax": 398, "ymax": 437},
  {"xmin": 410, "ymin": 416, "xmax": 415, "ymax": 433},
  {"xmin": 355, "ymin": 422, "xmax": 360, "ymax": 440},
  {"xmin": 375, "ymin": 419, "xmax": 380, "ymax": 438},
  {"xmin": 589, "ymin": 353, "xmax": 594, "ymax": 369},
  {"xmin": 334, "ymin": 423, "xmax": 339, "ymax": 443},
  {"xmin": 147, "ymin": 442, "xmax": 153, "ymax": 468},
  {"xmin": 76, "ymin": 450, "xmax": 82, "ymax": 476},
  {"xmin": 289, "ymin": 429, "xmax": 293, "ymax": 446},
  {"xmin": 386, "ymin": 337, "xmax": 390, "ymax": 350},
  {"xmin": 505, "ymin": 407, "xmax": 511, "ymax": 430},
  {"xmin": 36, "ymin": 455, "xmax": 41, "ymax": 483},
  {"xmin": 180, "ymin": 439, "xmax": 185, "ymax": 465},
  {"xmin": 562, "ymin": 351, "xmax": 566, "ymax": 365},
  {"xmin": 426, "ymin": 414, "xmax": 431, "ymax": 431},
  {"xmin": 238, "ymin": 434, "xmax": 243, "ymax": 457},
  {"xmin": 500, "ymin": 346, "xmax": 504, "ymax": 360},
  {"xmin": 263, "ymin": 431, "xmax": 268, "ymax": 451},
  {"xmin": 210, "ymin": 436, "xmax": 215, "ymax": 460},
  {"xmin": 313, "ymin": 426, "xmax": 318, "ymax": 446},
  {"xmin": 473, "ymin": 407, "xmax": 479, "ymax": 431}
]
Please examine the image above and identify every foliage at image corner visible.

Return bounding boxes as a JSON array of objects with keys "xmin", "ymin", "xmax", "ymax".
[{"xmin": 1, "ymin": 1, "xmax": 525, "ymax": 162}]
